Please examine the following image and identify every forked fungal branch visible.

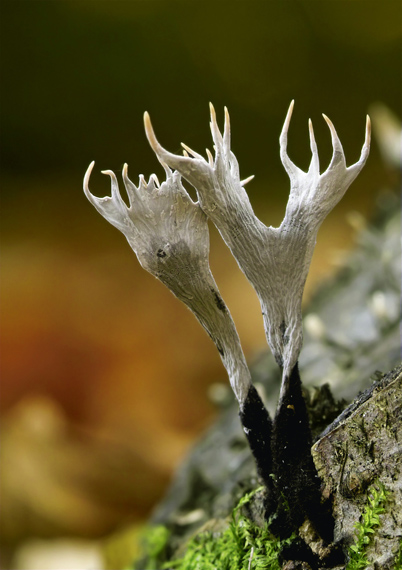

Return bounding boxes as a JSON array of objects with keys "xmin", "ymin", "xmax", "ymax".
[
  {"xmin": 84, "ymin": 158, "xmax": 273, "ymax": 484},
  {"xmin": 84, "ymin": 161, "xmax": 253, "ymax": 406},
  {"xmin": 144, "ymin": 102, "xmax": 370, "ymax": 401}
]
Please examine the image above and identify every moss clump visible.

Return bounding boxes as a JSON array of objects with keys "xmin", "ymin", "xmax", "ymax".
[
  {"xmin": 135, "ymin": 487, "xmax": 294, "ymax": 570},
  {"xmin": 133, "ymin": 524, "xmax": 170, "ymax": 570},
  {"xmin": 134, "ymin": 483, "xmax": 396, "ymax": 570},
  {"xmin": 346, "ymin": 482, "xmax": 389, "ymax": 570}
]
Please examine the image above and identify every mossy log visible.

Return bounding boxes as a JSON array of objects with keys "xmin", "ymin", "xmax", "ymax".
[{"xmin": 312, "ymin": 365, "xmax": 401, "ymax": 568}]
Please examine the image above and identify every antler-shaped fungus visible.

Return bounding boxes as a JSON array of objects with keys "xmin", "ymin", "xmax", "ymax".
[
  {"xmin": 143, "ymin": 104, "xmax": 370, "ymax": 545},
  {"xmin": 144, "ymin": 102, "xmax": 371, "ymax": 399},
  {"xmin": 83, "ymin": 160, "xmax": 273, "ymax": 484},
  {"xmin": 84, "ymin": 102, "xmax": 370, "ymax": 551}
]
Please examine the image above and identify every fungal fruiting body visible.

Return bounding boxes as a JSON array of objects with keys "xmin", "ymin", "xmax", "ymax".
[
  {"xmin": 84, "ymin": 102, "xmax": 370, "ymax": 555},
  {"xmin": 84, "ymin": 159, "xmax": 273, "ymax": 486},
  {"xmin": 144, "ymin": 102, "xmax": 370, "ymax": 391}
]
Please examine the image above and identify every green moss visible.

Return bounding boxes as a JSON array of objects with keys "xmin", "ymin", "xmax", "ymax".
[
  {"xmin": 346, "ymin": 482, "xmax": 389, "ymax": 570},
  {"xmin": 134, "ymin": 524, "xmax": 170, "ymax": 570},
  {"xmin": 135, "ymin": 482, "xmax": 397, "ymax": 569},
  {"xmin": 135, "ymin": 487, "xmax": 294, "ymax": 570},
  {"xmin": 394, "ymin": 539, "xmax": 402, "ymax": 570}
]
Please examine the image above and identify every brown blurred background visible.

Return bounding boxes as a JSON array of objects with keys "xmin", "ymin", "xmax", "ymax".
[{"xmin": 1, "ymin": 1, "xmax": 401, "ymax": 568}]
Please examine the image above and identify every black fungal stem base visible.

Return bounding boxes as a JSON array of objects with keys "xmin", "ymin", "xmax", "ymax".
[
  {"xmin": 268, "ymin": 362, "xmax": 335, "ymax": 544},
  {"xmin": 239, "ymin": 384, "xmax": 273, "ymax": 489},
  {"xmin": 239, "ymin": 365, "xmax": 338, "ymax": 566}
]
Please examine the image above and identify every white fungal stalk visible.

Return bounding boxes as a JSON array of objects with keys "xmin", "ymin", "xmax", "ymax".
[
  {"xmin": 83, "ymin": 161, "xmax": 252, "ymax": 405},
  {"xmin": 144, "ymin": 102, "xmax": 371, "ymax": 400}
]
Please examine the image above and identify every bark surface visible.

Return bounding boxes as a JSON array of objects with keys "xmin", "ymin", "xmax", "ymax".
[{"xmin": 313, "ymin": 365, "xmax": 402, "ymax": 568}]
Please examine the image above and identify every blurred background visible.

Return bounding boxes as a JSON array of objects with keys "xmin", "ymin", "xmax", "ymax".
[{"xmin": 1, "ymin": 1, "xmax": 400, "ymax": 568}]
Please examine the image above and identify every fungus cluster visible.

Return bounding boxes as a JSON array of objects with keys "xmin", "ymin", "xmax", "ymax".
[{"xmin": 84, "ymin": 102, "xmax": 370, "ymax": 558}]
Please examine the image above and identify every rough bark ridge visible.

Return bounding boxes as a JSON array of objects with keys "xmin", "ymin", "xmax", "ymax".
[{"xmin": 312, "ymin": 365, "xmax": 402, "ymax": 568}]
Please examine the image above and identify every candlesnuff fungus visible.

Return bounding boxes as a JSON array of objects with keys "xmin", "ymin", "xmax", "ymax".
[
  {"xmin": 144, "ymin": 101, "xmax": 371, "ymax": 394},
  {"xmin": 143, "ymin": 103, "xmax": 370, "ymax": 545},
  {"xmin": 83, "ymin": 160, "xmax": 273, "ymax": 483},
  {"xmin": 84, "ymin": 102, "xmax": 370, "ymax": 559}
]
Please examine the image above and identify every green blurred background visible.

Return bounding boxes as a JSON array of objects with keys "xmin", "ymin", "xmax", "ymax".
[{"xmin": 1, "ymin": 1, "xmax": 400, "ymax": 568}]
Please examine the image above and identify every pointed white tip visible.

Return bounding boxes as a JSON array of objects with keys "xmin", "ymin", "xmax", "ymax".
[
  {"xmin": 322, "ymin": 113, "xmax": 333, "ymax": 128},
  {"xmin": 209, "ymin": 102, "xmax": 216, "ymax": 121},
  {"xmin": 144, "ymin": 111, "xmax": 159, "ymax": 152},
  {"xmin": 240, "ymin": 174, "xmax": 255, "ymax": 186},
  {"xmin": 180, "ymin": 142, "xmax": 203, "ymax": 159},
  {"xmin": 206, "ymin": 148, "xmax": 214, "ymax": 166},
  {"xmin": 308, "ymin": 118, "xmax": 317, "ymax": 146},
  {"xmin": 322, "ymin": 114, "xmax": 336, "ymax": 138},
  {"xmin": 83, "ymin": 161, "xmax": 95, "ymax": 195},
  {"xmin": 365, "ymin": 115, "xmax": 371, "ymax": 146},
  {"xmin": 281, "ymin": 100, "xmax": 295, "ymax": 138},
  {"xmin": 151, "ymin": 173, "xmax": 160, "ymax": 187}
]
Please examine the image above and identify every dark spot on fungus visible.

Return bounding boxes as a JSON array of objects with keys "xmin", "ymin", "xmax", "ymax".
[
  {"xmin": 204, "ymin": 331, "xmax": 224, "ymax": 356},
  {"xmin": 216, "ymin": 342, "xmax": 224, "ymax": 357},
  {"xmin": 211, "ymin": 288, "xmax": 226, "ymax": 312},
  {"xmin": 157, "ymin": 249, "xmax": 166, "ymax": 258},
  {"xmin": 279, "ymin": 320, "xmax": 289, "ymax": 345},
  {"xmin": 274, "ymin": 353, "xmax": 283, "ymax": 368}
]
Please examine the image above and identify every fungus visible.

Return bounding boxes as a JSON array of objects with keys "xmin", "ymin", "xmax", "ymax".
[
  {"xmin": 143, "ymin": 103, "xmax": 370, "ymax": 540},
  {"xmin": 84, "ymin": 101, "xmax": 370, "ymax": 554},
  {"xmin": 144, "ymin": 102, "xmax": 370, "ymax": 391},
  {"xmin": 83, "ymin": 160, "xmax": 273, "ymax": 484}
]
